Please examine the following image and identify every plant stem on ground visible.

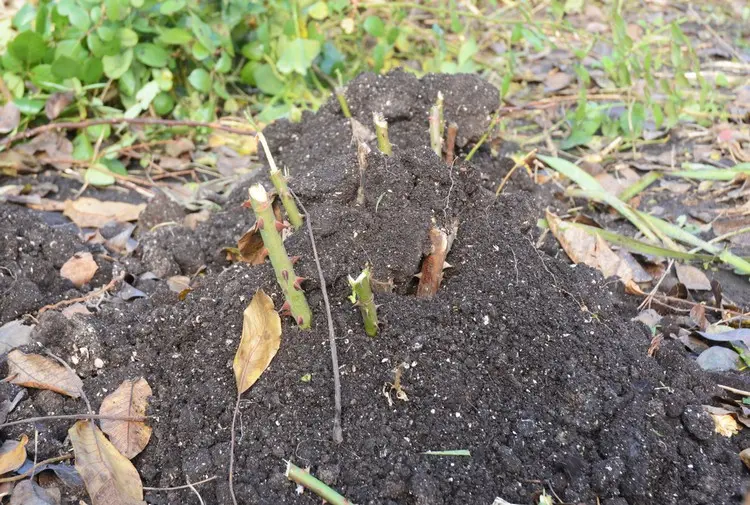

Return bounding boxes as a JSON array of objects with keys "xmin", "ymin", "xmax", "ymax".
[
  {"xmin": 348, "ymin": 267, "xmax": 378, "ymax": 337},
  {"xmin": 373, "ymin": 112, "xmax": 392, "ymax": 155},
  {"xmin": 436, "ymin": 91, "xmax": 444, "ymax": 138},
  {"xmin": 429, "ymin": 105, "xmax": 442, "ymax": 157},
  {"xmin": 445, "ymin": 122, "xmax": 458, "ymax": 164},
  {"xmin": 336, "ymin": 87, "xmax": 352, "ymax": 118},
  {"xmin": 356, "ymin": 141, "xmax": 370, "ymax": 206},
  {"xmin": 258, "ymin": 132, "xmax": 303, "ymax": 229},
  {"xmin": 286, "ymin": 462, "xmax": 354, "ymax": 505},
  {"xmin": 246, "ymin": 184, "xmax": 312, "ymax": 328}
]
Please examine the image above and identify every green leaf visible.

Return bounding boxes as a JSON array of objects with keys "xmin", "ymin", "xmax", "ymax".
[
  {"xmin": 216, "ymin": 52, "xmax": 231, "ymax": 73},
  {"xmin": 458, "ymin": 37, "xmax": 478, "ymax": 66},
  {"xmin": 105, "ymin": 0, "xmax": 130, "ymax": 21},
  {"xmin": 125, "ymin": 80, "xmax": 161, "ymax": 118},
  {"xmin": 277, "ymin": 38, "xmax": 321, "ymax": 75},
  {"xmin": 307, "ymin": 1, "xmax": 329, "ymax": 20},
  {"xmin": 81, "ymin": 58, "xmax": 104, "ymax": 84},
  {"xmin": 58, "ymin": 1, "xmax": 91, "ymax": 30},
  {"xmin": 12, "ymin": 4, "xmax": 37, "ymax": 31},
  {"xmin": 2, "ymin": 73, "xmax": 24, "ymax": 99},
  {"xmin": 9, "ymin": 31, "xmax": 48, "ymax": 65},
  {"xmin": 13, "ymin": 97, "xmax": 45, "ymax": 115},
  {"xmin": 102, "ymin": 49, "xmax": 133, "ymax": 79},
  {"xmin": 85, "ymin": 124, "xmax": 111, "ymax": 141},
  {"xmin": 135, "ymin": 43, "xmax": 169, "ymax": 67},
  {"xmin": 188, "ymin": 68, "xmax": 211, "ymax": 93},
  {"xmin": 190, "ymin": 13, "xmax": 217, "ymax": 52},
  {"xmin": 158, "ymin": 28, "xmax": 192, "ymax": 45},
  {"xmin": 100, "ymin": 158, "xmax": 127, "ymax": 175},
  {"xmin": 72, "ymin": 133, "xmax": 94, "ymax": 161},
  {"xmin": 252, "ymin": 63, "xmax": 284, "ymax": 95},
  {"xmin": 363, "ymin": 16, "xmax": 385, "ymax": 37},
  {"xmin": 118, "ymin": 69, "xmax": 137, "ymax": 96},
  {"xmin": 119, "ymin": 28, "xmax": 139, "ymax": 48},
  {"xmin": 52, "ymin": 56, "xmax": 80, "ymax": 79},
  {"xmin": 160, "ymin": 0, "xmax": 186, "ymax": 15},
  {"xmin": 85, "ymin": 164, "xmax": 116, "ymax": 187}
]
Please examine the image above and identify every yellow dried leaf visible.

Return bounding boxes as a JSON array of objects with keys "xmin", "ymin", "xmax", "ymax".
[
  {"xmin": 233, "ymin": 289, "xmax": 282, "ymax": 395},
  {"xmin": 100, "ymin": 378, "xmax": 153, "ymax": 459},
  {"xmin": 237, "ymin": 225, "xmax": 268, "ymax": 265},
  {"xmin": 60, "ymin": 252, "xmax": 99, "ymax": 288},
  {"xmin": 63, "ymin": 198, "xmax": 146, "ymax": 229},
  {"xmin": 546, "ymin": 210, "xmax": 634, "ymax": 283},
  {"xmin": 6, "ymin": 350, "xmax": 83, "ymax": 398},
  {"xmin": 711, "ymin": 413, "xmax": 740, "ymax": 437},
  {"xmin": 69, "ymin": 421, "xmax": 145, "ymax": 505},
  {"xmin": 0, "ymin": 435, "xmax": 28, "ymax": 475}
]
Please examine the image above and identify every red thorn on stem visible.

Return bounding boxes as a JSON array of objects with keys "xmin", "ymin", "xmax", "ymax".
[
  {"xmin": 241, "ymin": 200, "xmax": 252, "ymax": 208},
  {"xmin": 256, "ymin": 217, "xmax": 264, "ymax": 229},
  {"xmin": 294, "ymin": 277, "xmax": 305, "ymax": 290},
  {"xmin": 297, "ymin": 316, "xmax": 304, "ymax": 326},
  {"xmin": 290, "ymin": 256, "xmax": 301, "ymax": 265},
  {"xmin": 280, "ymin": 301, "xmax": 291, "ymax": 315},
  {"xmin": 275, "ymin": 220, "xmax": 288, "ymax": 232}
]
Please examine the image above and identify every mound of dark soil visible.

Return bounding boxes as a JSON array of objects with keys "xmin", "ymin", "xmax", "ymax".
[{"xmin": 2, "ymin": 71, "xmax": 749, "ymax": 505}]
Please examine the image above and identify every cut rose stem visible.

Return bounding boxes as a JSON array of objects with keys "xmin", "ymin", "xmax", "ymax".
[
  {"xmin": 246, "ymin": 184, "xmax": 312, "ymax": 328},
  {"xmin": 445, "ymin": 122, "xmax": 458, "ymax": 164},
  {"xmin": 286, "ymin": 462, "xmax": 354, "ymax": 505},
  {"xmin": 348, "ymin": 267, "xmax": 378, "ymax": 337},
  {"xmin": 429, "ymin": 105, "xmax": 442, "ymax": 157},
  {"xmin": 416, "ymin": 221, "xmax": 458, "ymax": 298},
  {"xmin": 258, "ymin": 132, "xmax": 303, "ymax": 229},
  {"xmin": 356, "ymin": 142, "xmax": 371, "ymax": 206},
  {"xmin": 372, "ymin": 112, "xmax": 392, "ymax": 155}
]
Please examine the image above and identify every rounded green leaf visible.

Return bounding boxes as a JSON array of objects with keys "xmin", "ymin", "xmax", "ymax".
[
  {"xmin": 160, "ymin": 0, "xmax": 186, "ymax": 15},
  {"xmin": 9, "ymin": 31, "xmax": 48, "ymax": 65},
  {"xmin": 85, "ymin": 164, "xmax": 116, "ymax": 187},
  {"xmin": 276, "ymin": 38, "xmax": 321, "ymax": 75},
  {"xmin": 118, "ymin": 69, "xmax": 137, "ymax": 96},
  {"xmin": 81, "ymin": 58, "xmax": 104, "ymax": 84},
  {"xmin": 363, "ymin": 16, "xmax": 385, "ymax": 37},
  {"xmin": 307, "ymin": 1, "xmax": 329, "ymax": 20},
  {"xmin": 158, "ymin": 28, "xmax": 192, "ymax": 45},
  {"xmin": 153, "ymin": 92, "xmax": 175, "ymax": 116},
  {"xmin": 135, "ymin": 43, "xmax": 169, "ymax": 67},
  {"xmin": 3, "ymin": 73, "xmax": 25, "ymax": 98},
  {"xmin": 241, "ymin": 41, "xmax": 264, "ymax": 61},
  {"xmin": 14, "ymin": 97, "xmax": 45, "ymax": 115},
  {"xmin": 119, "ymin": 28, "xmax": 139, "ymax": 48},
  {"xmin": 252, "ymin": 63, "xmax": 284, "ymax": 95},
  {"xmin": 153, "ymin": 68, "xmax": 173, "ymax": 91},
  {"xmin": 191, "ymin": 42, "xmax": 210, "ymax": 61},
  {"xmin": 102, "ymin": 49, "xmax": 133, "ymax": 79},
  {"xmin": 52, "ymin": 56, "xmax": 80, "ymax": 79},
  {"xmin": 100, "ymin": 158, "xmax": 127, "ymax": 175},
  {"xmin": 72, "ymin": 133, "xmax": 94, "ymax": 161},
  {"xmin": 85, "ymin": 124, "xmax": 112, "ymax": 141},
  {"xmin": 188, "ymin": 68, "xmax": 211, "ymax": 93},
  {"xmin": 216, "ymin": 52, "xmax": 231, "ymax": 74}
]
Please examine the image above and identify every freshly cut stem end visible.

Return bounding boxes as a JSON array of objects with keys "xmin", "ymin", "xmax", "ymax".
[
  {"xmin": 286, "ymin": 462, "xmax": 355, "ymax": 505},
  {"xmin": 348, "ymin": 267, "xmax": 378, "ymax": 337},
  {"xmin": 445, "ymin": 122, "xmax": 458, "ymax": 164},
  {"xmin": 258, "ymin": 132, "xmax": 303, "ymax": 229},
  {"xmin": 372, "ymin": 112, "xmax": 392, "ymax": 155},
  {"xmin": 436, "ymin": 91, "xmax": 444, "ymax": 138},
  {"xmin": 336, "ymin": 87, "xmax": 352, "ymax": 118},
  {"xmin": 429, "ymin": 105, "xmax": 442, "ymax": 157},
  {"xmin": 247, "ymin": 184, "xmax": 312, "ymax": 329}
]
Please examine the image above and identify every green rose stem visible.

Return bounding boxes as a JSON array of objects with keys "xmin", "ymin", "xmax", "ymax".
[
  {"xmin": 348, "ymin": 267, "xmax": 378, "ymax": 337},
  {"xmin": 372, "ymin": 112, "xmax": 392, "ymax": 155},
  {"xmin": 247, "ymin": 184, "xmax": 312, "ymax": 328},
  {"xmin": 257, "ymin": 132, "xmax": 303, "ymax": 229},
  {"xmin": 286, "ymin": 462, "xmax": 355, "ymax": 505},
  {"xmin": 335, "ymin": 87, "xmax": 352, "ymax": 118},
  {"xmin": 436, "ymin": 91, "xmax": 445, "ymax": 137},
  {"xmin": 429, "ymin": 104, "xmax": 442, "ymax": 157}
]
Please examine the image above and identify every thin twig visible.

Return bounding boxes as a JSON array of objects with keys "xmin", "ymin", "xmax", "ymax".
[
  {"xmin": 38, "ymin": 273, "xmax": 125, "ymax": 314},
  {"xmin": 638, "ymin": 259, "xmax": 673, "ymax": 310},
  {"xmin": 144, "ymin": 475, "xmax": 217, "ymax": 492},
  {"xmin": 290, "ymin": 190, "xmax": 343, "ymax": 443},
  {"xmin": 0, "ymin": 454, "xmax": 73, "ymax": 484},
  {"xmin": 0, "ymin": 413, "xmax": 147, "ymax": 429},
  {"xmin": 187, "ymin": 476, "xmax": 206, "ymax": 505},
  {"xmin": 1, "ymin": 118, "xmax": 257, "ymax": 149},
  {"xmin": 228, "ymin": 394, "xmax": 242, "ymax": 505},
  {"xmin": 495, "ymin": 149, "xmax": 537, "ymax": 196}
]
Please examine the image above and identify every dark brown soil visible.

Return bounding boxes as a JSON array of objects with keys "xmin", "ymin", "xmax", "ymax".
[{"xmin": 2, "ymin": 71, "xmax": 749, "ymax": 505}]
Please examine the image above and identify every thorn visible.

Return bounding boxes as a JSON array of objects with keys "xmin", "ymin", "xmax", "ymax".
[
  {"xmin": 443, "ymin": 261, "xmax": 453, "ymax": 270},
  {"xmin": 293, "ymin": 277, "xmax": 306, "ymax": 290},
  {"xmin": 280, "ymin": 301, "xmax": 291, "ymax": 316},
  {"xmin": 241, "ymin": 200, "xmax": 252, "ymax": 208},
  {"xmin": 256, "ymin": 217, "xmax": 264, "ymax": 229},
  {"xmin": 275, "ymin": 220, "xmax": 289, "ymax": 232},
  {"xmin": 290, "ymin": 255, "xmax": 301, "ymax": 265},
  {"xmin": 282, "ymin": 270, "xmax": 289, "ymax": 281},
  {"xmin": 297, "ymin": 316, "xmax": 304, "ymax": 326},
  {"xmin": 414, "ymin": 272, "xmax": 422, "ymax": 279}
]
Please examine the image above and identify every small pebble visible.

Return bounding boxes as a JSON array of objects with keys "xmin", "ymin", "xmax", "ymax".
[{"xmin": 94, "ymin": 358, "xmax": 104, "ymax": 369}]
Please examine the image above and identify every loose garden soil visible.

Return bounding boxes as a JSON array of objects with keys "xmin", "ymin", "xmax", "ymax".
[{"xmin": 1, "ymin": 71, "xmax": 749, "ymax": 505}]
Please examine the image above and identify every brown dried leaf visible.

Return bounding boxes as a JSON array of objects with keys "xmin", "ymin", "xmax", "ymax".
[
  {"xmin": 6, "ymin": 350, "xmax": 83, "ymax": 398},
  {"xmin": 546, "ymin": 210, "xmax": 634, "ymax": 283},
  {"xmin": 99, "ymin": 378, "xmax": 152, "ymax": 459},
  {"xmin": 69, "ymin": 421, "xmax": 146, "ymax": 505},
  {"xmin": 675, "ymin": 264, "xmax": 711, "ymax": 291},
  {"xmin": 8, "ymin": 479, "xmax": 57, "ymax": 505},
  {"xmin": 0, "ymin": 435, "xmax": 28, "ymax": 475},
  {"xmin": 543, "ymin": 70, "xmax": 572, "ymax": 93},
  {"xmin": 711, "ymin": 413, "xmax": 740, "ymax": 437},
  {"xmin": 237, "ymin": 224, "xmax": 268, "ymax": 265},
  {"xmin": 0, "ymin": 102, "xmax": 20, "ymax": 134},
  {"xmin": 44, "ymin": 92, "xmax": 74, "ymax": 120},
  {"xmin": 233, "ymin": 290, "xmax": 282, "ymax": 395},
  {"xmin": 740, "ymin": 448, "xmax": 750, "ymax": 470},
  {"xmin": 166, "ymin": 276, "xmax": 190, "ymax": 293},
  {"xmin": 64, "ymin": 198, "xmax": 146, "ymax": 229},
  {"xmin": 60, "ymin": 252, "xmax": 98, "ymax": 288}
]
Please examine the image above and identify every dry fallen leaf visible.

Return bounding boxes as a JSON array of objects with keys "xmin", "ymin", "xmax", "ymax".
[
  {"xmin": 0, "ymin": 435, "xmax": 28, "ymax": 475},
  {"xmin": 69, "ymin": 421, "xmax": 146, "ymax": 505},
  {"xmin": 45, "ymin": 92, "xmax": 74, "ymax": 120},
  {"xmin": 8, "ymin": 479, "xmax": 57, "ymax": 505},
  {"xmin": 0, "ymin": 320, "xmax": 34, "ymax": 354},
  {"xmin": 60, "ymin": 252, "xmax": 98, "ymax": 288},
  {"xmin": 0, "ymin": 102, "xmax": 20, "ymax": 134},
  {"xmin": 711, "ymin": 413, "xmax": 740, "ymax": 437},
  {"xmin": 740, "ymin": 448, "xmax": 750, "ymax": 470},
  {"xmin": 99, "ymin": 378, "xmax": 152, "ymax": 459},
  {"xmin": 6, "ymin": 350, "xmax": 83, "ymax": 398},
  {"xmin": 63, "ymin": 198, "xmax": 146, "ymax": 229},
  {"xmin": 675, "ymin": 263, "xmax": 711, "ymax": 291},
  {"xmin": 233, "ymin": 289, "xmax": 282, "ymax": 394},
  {"xmin": 61, "ymin": 303, "xmax": 91, "ymax": 319},
  {"xmin": 166, "ymin": 276, "xmax": 190, "ymax": 293},
  {"xmin": 237, "ymin": 226, "xmax": 268, "ymax": 265},
  {"xmin": 543, "ymin": 70, "xmax": 573, "ymax": 93},
  {"xmin": 546, "ymin": 210, "xmax": 634, "ymax": 283}
]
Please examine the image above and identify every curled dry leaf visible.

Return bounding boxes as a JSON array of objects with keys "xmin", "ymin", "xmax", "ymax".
[
  {"xmin": 711, "ymin": 413, "xmax": 740, "ymax": 437},
  {"xmin": 0, "ymin": 434, "xmax": 28, "ymax": 475},
  {"xmin": 44, "ymin": 92, "xmax": 74, "ymax": 120},
  {"xmin": 237, "ymin": 225, "xmax": 268, "ymax": 265},
  {"xmin": 60, "ymin": 252, "xmax": 98, "ymax": 288},
  {"xmin": 99, "ymin": 378, "xmax": 152, "ymax": 459},
  {"xmin": 8, "ymin": 479, "xmax": 57, "ymax": 505},
  {"xmin": 675, "ymin": 263, "xmax": 711, "ymax": 291},
  {"xmin": 546, "ymin": 210, "xmax": 634, "ymax": 283},
  {"xmin": 63, "ymin": 198, "xmax": 146, "ymax": 229},
  {"xmin": 69, "ymin": 421, "xmax": 146, "ymax": 505},
  {"xmin": 233, "ymin": 289, "xmax": 282, "ymax": 395},
  {"xmin": 6, "ymin": 350, "xmax": 83, "ymax": 398}
]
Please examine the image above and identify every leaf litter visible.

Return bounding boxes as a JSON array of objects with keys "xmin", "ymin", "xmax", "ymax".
[
  {"xmin": 5, "ymin": 351, "xmax": 83, "ymax": 398},
  {"xmin": 99, "ymin": 378, "xmax": 153, "ymax": 459}
]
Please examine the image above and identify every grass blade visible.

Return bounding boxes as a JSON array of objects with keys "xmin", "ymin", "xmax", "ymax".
[
  {"xmin": 423, "ymin": 450, "xmax": 471, "ymax": 457},
  {"xmin": 619, "ymin": 171, "xmax": 662, "ymax": 201}
]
